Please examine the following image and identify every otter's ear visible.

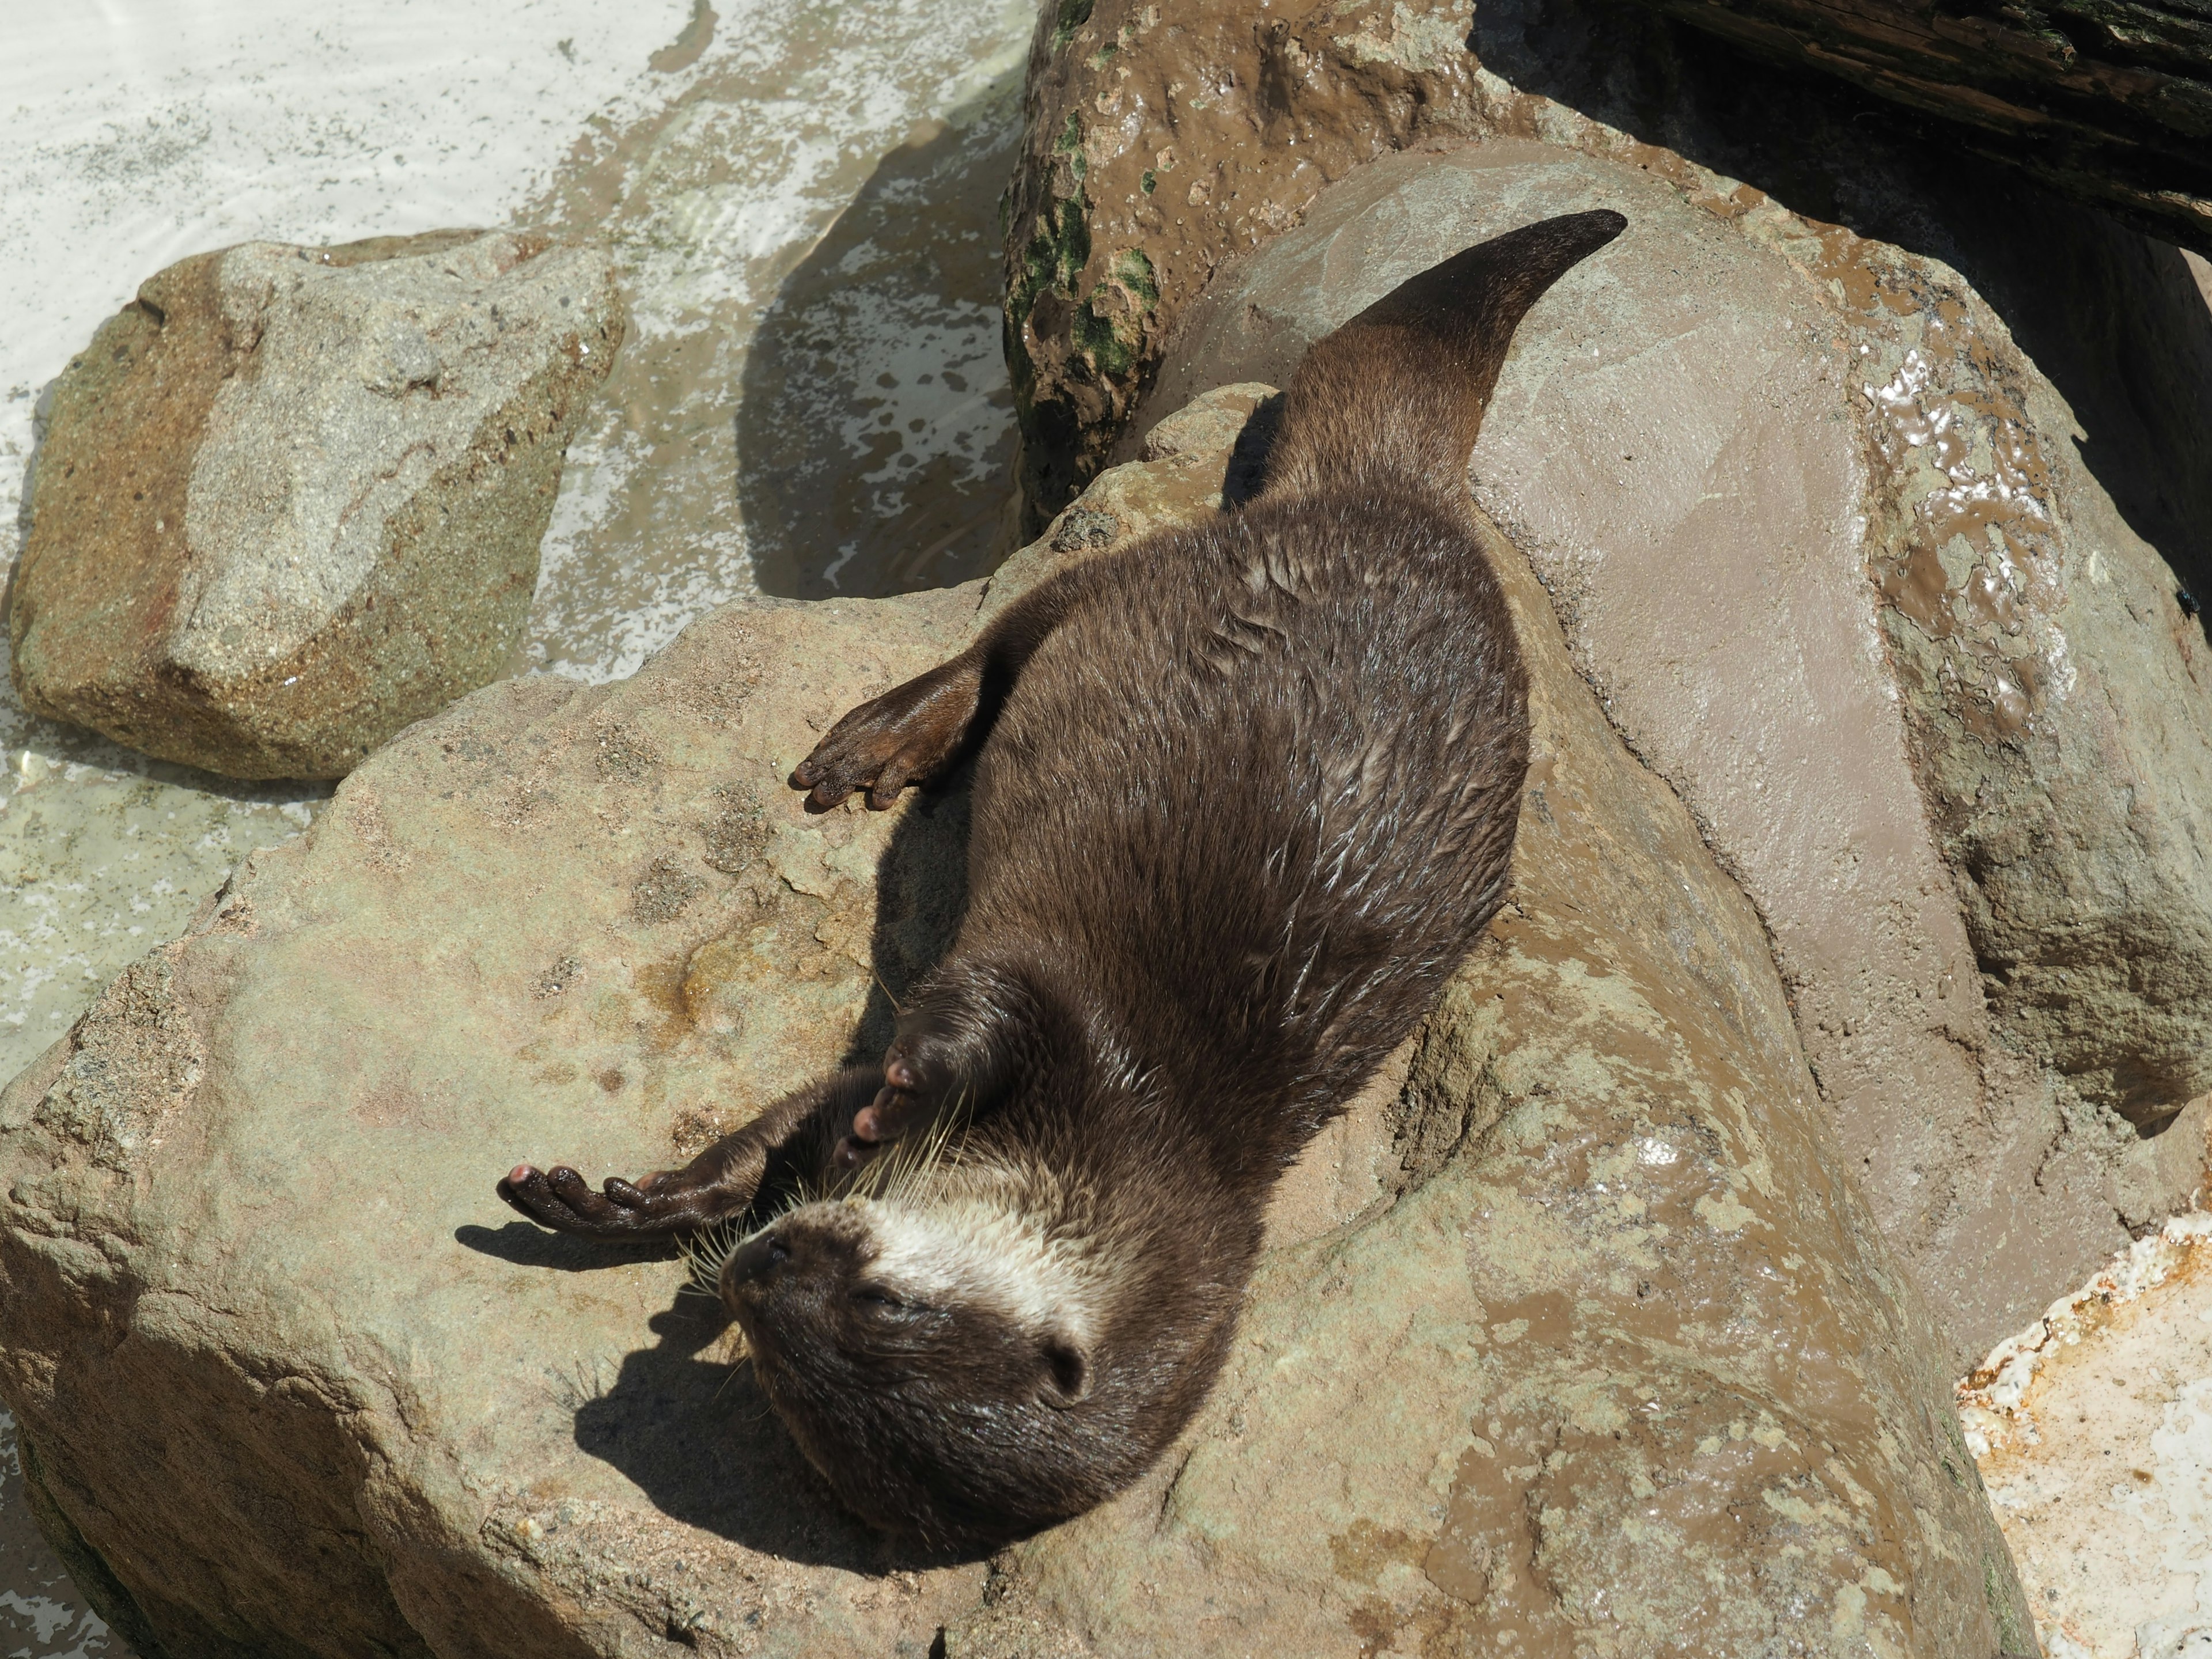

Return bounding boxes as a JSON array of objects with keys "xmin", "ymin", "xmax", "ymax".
[{"xmin": 1037, "ymin": 1335, "xmax": 1092, "ymax": 1408}]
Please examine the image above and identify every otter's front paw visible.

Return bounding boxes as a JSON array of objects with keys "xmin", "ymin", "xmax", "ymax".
[
  {"xmin": 498, "ymin": 1164, "xmax": 722, "ymax": 1239},
  {"xmin": 789, "ymin": 664, "xmax": 978, "ymax": 813}
]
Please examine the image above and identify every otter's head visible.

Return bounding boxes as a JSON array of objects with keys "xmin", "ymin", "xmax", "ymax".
[{"xmin": 717, "ymin": 1183, "xmax": 1184, "ymax": 1550}]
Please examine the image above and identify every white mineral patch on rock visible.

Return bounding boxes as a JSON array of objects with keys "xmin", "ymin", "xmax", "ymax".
[{"xmin": 1964, "ymin": 1117, "xmax": 2212, "ymax": 1657}]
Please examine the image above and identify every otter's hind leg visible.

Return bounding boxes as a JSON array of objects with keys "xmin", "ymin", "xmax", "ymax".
[
  {"xmin": 791, "ymin": 654, "xmax": 988, "ymax": 812},
  {"xmin": 790, "ymin": 562, "xmax": 1104, "ymax": 812}
]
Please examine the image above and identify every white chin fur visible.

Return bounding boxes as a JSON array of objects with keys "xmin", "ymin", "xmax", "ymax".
[{"xmin": 854, "ymin": 1191, "xmax": 1100, "ymax": 1346}]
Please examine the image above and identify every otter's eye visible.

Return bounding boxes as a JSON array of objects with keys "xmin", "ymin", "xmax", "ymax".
[{"xmin": 850, "ymin": 1285, "xmax": 904, "ymax": 1310}]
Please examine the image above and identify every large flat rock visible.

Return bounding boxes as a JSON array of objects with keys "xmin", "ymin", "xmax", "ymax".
[
  {"xmin": 10, "ymin": 230, "xmax": 624, "ymax": 781},
  {"xmin": 0, "ymin": 389, "xmax": 2027, "ymax": 1653}
]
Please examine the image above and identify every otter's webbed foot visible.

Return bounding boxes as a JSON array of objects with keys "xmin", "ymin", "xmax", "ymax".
[
  {"xmin": 499, "ymin": 1070, "xmax": 876, "ymax": 1238},
  {"xmin": 498, "ymin": 1162, "xmax": 740, "ymax": 1240},
  {"xmin": 789, "ymin": 657, "xmax": 983, "ymax": 813}
]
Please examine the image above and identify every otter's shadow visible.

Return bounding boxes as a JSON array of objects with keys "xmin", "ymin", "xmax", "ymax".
[
  {"xmin": 454, "ymin": 1222, "xmax": 676, "ymax": 1271},
  {"xmin": 839, "ymin": 759, "xmax": 975, "ymax": 1067},
  {"xmin": 570, "ymin": 1295, "xmax": 977, "ymax": 1571},
  {"xmin": 565, "ymin": 767, "xmax": 977, "ymax": 1561}
]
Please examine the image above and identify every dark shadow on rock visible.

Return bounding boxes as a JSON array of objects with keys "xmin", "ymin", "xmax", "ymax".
[
  {"xmin": 566, "ymin": 765, "xmax": 976, "ymax": 1557},
  {"xmin": 1222, "ymin": 394, "xmax": 1286, "ymax": 509},
  {"xmin": 1469, "ymin": 0, "xmax": 2212, "ymax": 601},
  {"xmin": 454, "ymin": 1221, "xmax": 677, "ymax": 1271},
  {"xmin": 737, "ymin": 78, "xmax": 1024, "ymax": 601},
  {"xmin": 842, "ymin": 760, "xmax": 975, "ymax": 1069},
  {"xmin": 571, "ymin": 1294, "xmax": 983, "ymax": 1570}
]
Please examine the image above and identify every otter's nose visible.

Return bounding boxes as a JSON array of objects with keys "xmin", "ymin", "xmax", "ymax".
[{"xmin": 723, "ymin": 1229, "xmax": 792, "ymax": 1293}]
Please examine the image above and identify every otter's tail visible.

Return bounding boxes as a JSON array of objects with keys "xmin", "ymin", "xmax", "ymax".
[{"xmin": 1256, "ymin": 209, "xmax": 1626, "ymax": 502}]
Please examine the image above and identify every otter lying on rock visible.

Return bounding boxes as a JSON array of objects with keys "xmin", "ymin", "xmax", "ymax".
[{"xmin": 499, "ymin": 210, "xmax": 1627, "ymax": 1550}]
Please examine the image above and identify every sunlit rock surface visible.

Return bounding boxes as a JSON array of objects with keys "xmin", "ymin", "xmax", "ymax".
[
  {"xmin": 13, "ymin": 230, "xmax": 623, "ymax": 781},
  {"xmin": 0, "ymin": 0, "xmax": 1040, "ymax": 1095},
  {"xmin": 1054, "ymin": 1, "xmax": 2212, "ymax": 1369},
  {"xmin": 0, "ymin": 389, "xmax": 2028, "ymax": 1654},
  {"xmin": 999, "ymin": 0, "xmax": 1493, "ymax": 519}
]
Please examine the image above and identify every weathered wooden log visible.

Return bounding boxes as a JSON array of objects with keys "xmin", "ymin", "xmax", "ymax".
[{"xmin": 1617, "ymin": 0, "xmax": 2212, "ymax": 255}]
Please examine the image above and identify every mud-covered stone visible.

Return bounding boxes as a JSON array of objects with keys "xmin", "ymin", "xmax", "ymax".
[
  {"xmin": 9, "ymin": 229, "xmax": 625, "ymax": 781},
  {"xmin": 1001, "ymin": 0, "xmax": 1487, "ymax": 520},
  {"xmin": 0, "ymin": 389, "xmax": 2026, "ymax": 1654}
]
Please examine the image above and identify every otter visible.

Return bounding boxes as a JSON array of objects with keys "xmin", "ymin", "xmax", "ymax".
[{"xmin": 499, "ymin": 210, "xmax": 1627, "ymax": 1550}]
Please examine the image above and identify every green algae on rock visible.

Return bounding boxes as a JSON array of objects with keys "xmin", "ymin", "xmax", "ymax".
[
  {"xmin": 9, "ymin": 230, "xmax": 626, "ymax": 781},
  {"xmin": 1000, "ymin": 0, "xmax": 1488, "ymax": 523},
  {"xmin": 0, "ymin": 387, "xmax": 2026, "ymax": 1653}
]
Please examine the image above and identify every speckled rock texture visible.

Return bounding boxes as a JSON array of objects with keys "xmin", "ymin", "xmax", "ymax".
[
  {"xmin": 1957, "ymin": 1169, "xmax": 2212, "ymax": 1658},
  {"xmin": 0, "ymin": 388, "xmax": 2028, "ymax": 1655},
  {"xmin": 1014, "ymin": 0, "xmax": 2212, "ymax": 1369},
  {"xmin": 1000, "ymin": 0, "xmax": 1490, "ymax": 520},
  {"xmin": 8, "ymin": 229, "xmax": 624, "ymax": 781},
  {"xmin": 1005, "ymin": 0, "xmax": 2212, "ymax": 578}
]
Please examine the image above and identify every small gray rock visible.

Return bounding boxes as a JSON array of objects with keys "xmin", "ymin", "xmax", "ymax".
[{"xmin": 9, "ymin": 229, "xmax": 625, "ymax": 780}]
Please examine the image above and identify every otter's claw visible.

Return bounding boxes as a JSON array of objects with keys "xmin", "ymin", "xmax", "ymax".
[{"xmin": 831, "ymin": 1047, "xmax": 949, "ymax": 1169}]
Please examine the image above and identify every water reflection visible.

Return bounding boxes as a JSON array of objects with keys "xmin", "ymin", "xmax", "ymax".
[
  {"xmin": 738, "ymin": 80, "xmax": 1022, "ymax": 599},
  {"xmin": 517, "ymin": 0, "xmax": 1032, "ymax": 676}
]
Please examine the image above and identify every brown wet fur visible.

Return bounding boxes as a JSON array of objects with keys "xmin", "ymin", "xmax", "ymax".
[{"xmin": 499, "ymin": 210, "xmax": 1628, "ymax": 1550}]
